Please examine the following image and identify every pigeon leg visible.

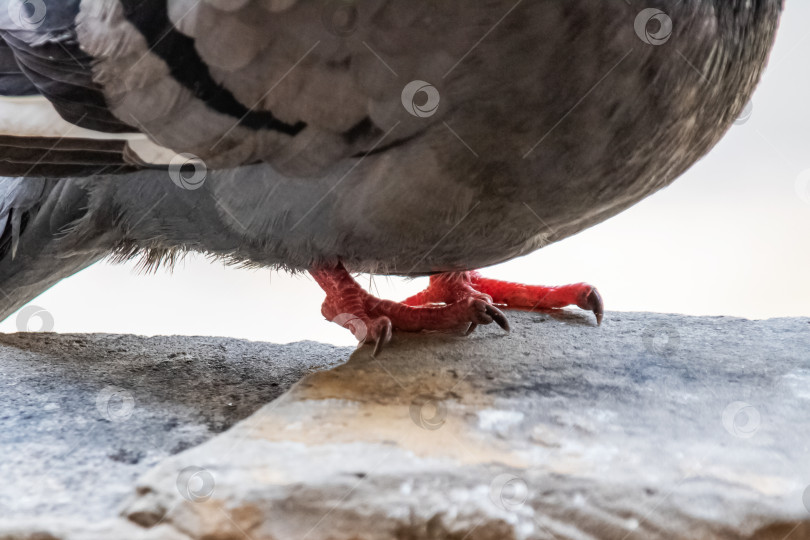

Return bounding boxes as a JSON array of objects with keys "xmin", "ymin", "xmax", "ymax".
[
  {"xmin": 467, "ymin": 272, "xmax": 604, "ymax": 325},
  {"xmin": 310, "ymin": 263, "xmax": 509, "ymax": 355},
  {"xmin": 401, "ymin": 271, "xmax": 493, "ymax": 306},
  {"xmin": 403, "ymin": 271, "xmax": 603, "ymax": 326}
]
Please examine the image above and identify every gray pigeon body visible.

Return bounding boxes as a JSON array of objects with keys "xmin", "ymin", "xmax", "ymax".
[{"xmin": 0, "ymin": 0, "xmax": 783, "ymax": 322}]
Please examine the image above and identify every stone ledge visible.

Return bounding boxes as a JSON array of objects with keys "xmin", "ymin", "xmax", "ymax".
[
  {"xmin": 1, "ymin": 311, "xmax": 809, "ymax": 539},
  {"xmin": 0, "ymin": 333, "xmax": 348, "ymax": 522}
]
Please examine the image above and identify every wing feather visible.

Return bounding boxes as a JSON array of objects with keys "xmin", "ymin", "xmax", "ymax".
[
  {"xmin": 1, "ymin": 0, "xmax": 481, "ymax": 176},
  {"xmin": 75, "ymin": 0, "xmax": 463, "ymax": 175}
]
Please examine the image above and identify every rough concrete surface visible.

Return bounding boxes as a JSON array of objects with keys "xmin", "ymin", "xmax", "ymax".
[
  {"xmin": 0, "ymin": 310, "xmax": 809, "ymax": 539},
  {"xmin": 0, "ymin": 333, "xmax": 348, "ymax": 521}
]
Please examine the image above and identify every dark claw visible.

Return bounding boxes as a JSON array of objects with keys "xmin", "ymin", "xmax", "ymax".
[
  {"xmin": 485, "ymin": 304, "xmax": 510, "ymax": 332},
  {"xmin": 585, "ymin": 288, "xmax": 604, "ymax": 326},
  {"xmin": 465, "ymin": 322, "xmax": 478, "ymax": 336},
  {"xmin": 372, "ymin": 319, "xmax": 393, "ymax": 357}
]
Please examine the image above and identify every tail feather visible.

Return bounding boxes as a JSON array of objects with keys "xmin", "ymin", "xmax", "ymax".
[
  {"xmin": 0, "ymin": 177, "xmax": 108, "ymax": 323},
  {"xmin": 0, "ymin": 135, "xmax": 142, "ymax": 177}
]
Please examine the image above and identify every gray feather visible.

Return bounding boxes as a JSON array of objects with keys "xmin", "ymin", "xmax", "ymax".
[{"xmin": 0, "ymin": 0, "xmax": 783, "ymax": 321}]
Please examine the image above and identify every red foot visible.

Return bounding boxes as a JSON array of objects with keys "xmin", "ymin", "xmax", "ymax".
[
  {"xmin": 403, "ymin": 272, "xmax": 603, "ymax": 325},
  {"xmin": 470, "ymin": 272, "xmax": 603, "ymax": 325},
  {"xmin": 310, "ymin": 262, "xmax": 508, "ymax": 355},
  {"xmin": 310, "ymin": 262, "xmax": 603, "ymax": 355}
]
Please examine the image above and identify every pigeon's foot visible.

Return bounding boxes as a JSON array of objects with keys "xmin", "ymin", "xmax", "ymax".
[
  {"xmin": 404, "ymin": 272, "xmax": 604, "ymax": 326},
  {"xmin": 471, "ymin": 272, "xmax": 603, "ymax": 325},
  {"xmin": 310, "ymin": 262, "xmax": 509, "ymax": 355},
  {"xmin": 311, "ymin": 263, "xmax": 602, "ymax": 354}
]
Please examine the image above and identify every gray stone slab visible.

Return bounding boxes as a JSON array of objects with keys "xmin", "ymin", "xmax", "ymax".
[
  {"xmin": 0, "ymin": 333, "xmax": 349, "ymax": 521},
  {"xmin": 1, "ymin": 311, "xmax": 809, "ymax": 539}
]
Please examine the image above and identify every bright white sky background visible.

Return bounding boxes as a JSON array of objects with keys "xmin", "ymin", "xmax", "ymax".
[{"xmin": 1, "ymin": 2, "xmax": 808, "ymax": 345}]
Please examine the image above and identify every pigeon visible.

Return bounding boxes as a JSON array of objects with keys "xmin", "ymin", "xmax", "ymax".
[{"xmin": 0, "ymin": 0, "xmax": 783, "ymax": 353}]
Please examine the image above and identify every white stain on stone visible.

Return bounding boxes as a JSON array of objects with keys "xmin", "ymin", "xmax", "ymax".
[
  {"xmin": 782, "ymin": 371, "xmax": 810, "ymax": 400},
  {"xmin": 477, "ymin": 409, "xmax": 525, "ymax": 431}
]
